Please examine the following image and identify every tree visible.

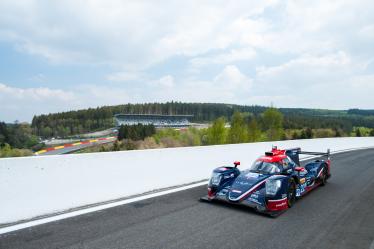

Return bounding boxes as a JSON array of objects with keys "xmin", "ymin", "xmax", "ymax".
[
  {"xmin": 262, "ymin": 108, "xmax": 284, "ymax": 141},
  {"xmin": 0, "ymin": 143, "xmax": 12, "ymax": 157},
  {"xmin": 112, "ymin": 140, "xmax": 120, "ymax": 151},
  {"xmin": 305, "ymin": 127, "xmax": 313, "ymax": 138},
  {"xmin": 227, "ymin": 112, "xmax": 248, "ymax": 144},
  {"xmin": 207, "ymin": 117, "xmax": 227, "ymax": 145},
  {"xmin": 334, "ymin": 127, "xmax": 343, "ymax": 137},
  {"xmin": 118, "ymin": 124, "xmax": 156, "ymax": 141},
  {"xmin": 0, "ymin": 122, "xmax": 9, "ymax": 145},
  {"xmin": 355, "ymin": 128, "xmax": 362, "ymax": 137},
  {"xmin": 300, "ymin": 127, "xmax": 313, "ymax": 139},
  {"xmin": 248, "ymin": 117, "xmax": 261, "ymax": 142},
  {"xmin": 291, "ymin": 131, "xmax": 299, "ymax": 140},
  {"xmin": 370, "ymin": 129, "xmax": 374, "ymax": 137},
  {"xmin": 40, "ymin": 126, "xmax": 53, "ymax": 138},
  {"xmin": 57, "ymin": 125, "xmax": 69, "ymax": 138}
]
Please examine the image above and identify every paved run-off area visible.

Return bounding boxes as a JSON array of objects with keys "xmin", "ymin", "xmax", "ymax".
[{"xmin": 1, "ymin": 149, "xmax": 374, "ymax": 249}]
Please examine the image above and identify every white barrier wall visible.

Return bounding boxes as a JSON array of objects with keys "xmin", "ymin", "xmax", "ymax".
[{"xmin": 1, "ymin": 137, "xmax": 374, "ymax": 225}]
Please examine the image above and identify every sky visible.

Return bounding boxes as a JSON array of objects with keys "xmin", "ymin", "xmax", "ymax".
[{"xmin": 0, "ymin": 0, "xmax": 374, "ymax": 122}]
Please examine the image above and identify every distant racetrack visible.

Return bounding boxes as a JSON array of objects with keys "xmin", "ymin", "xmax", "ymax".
[
  {"xmin": 1, "ymin": 149, "xmax": 373, "ymax": 249},
  {"xmin": 35, "ymin": 137, "xmax": 117, "ymax": 155}
]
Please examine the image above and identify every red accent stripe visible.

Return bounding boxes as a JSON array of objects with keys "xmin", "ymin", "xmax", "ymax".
[
  {"xmin": 304, "ymin": 182, "xmax": 321, "ymax": 193},
  {"xmin": 46, "ymin": 147, "xmax": 55, "ymax": 151},
  {"xmin": 267, "ymin": 197, "xmax": 288, "ymax": 211},
  {"xmin": 64, "ymin": 144, "xmax": 73, "ymax": 147},
  {"xmin": 80, "ymin": 141, "xmax": 90, "ymax": 144},
  {"xmin": 207, "ymin": 188, "xmax": 214, "ymax": 198}
]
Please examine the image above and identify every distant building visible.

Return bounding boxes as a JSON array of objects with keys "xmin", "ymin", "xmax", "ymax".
[{"xmin": 114, "ymin": 114, "xmax": 193, "ymax": 128}]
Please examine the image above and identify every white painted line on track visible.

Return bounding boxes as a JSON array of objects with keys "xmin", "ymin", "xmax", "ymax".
[{"xmin": 1, "ymin": 146, "xmax": 373, "ymax": 235}]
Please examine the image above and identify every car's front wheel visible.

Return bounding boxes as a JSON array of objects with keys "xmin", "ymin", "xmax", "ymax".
[{"xmin": 287, "ymin": 179, "xmax": 296, "ymax": 208}]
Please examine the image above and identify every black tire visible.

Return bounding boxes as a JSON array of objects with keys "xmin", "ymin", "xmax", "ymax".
[
  {"xmin": 287, "ymin": 179, "xmax": 296, "ymax": 208},
  {"xmin": 320, "ymin": 166, "xmax": 328, "ymax": 186}
]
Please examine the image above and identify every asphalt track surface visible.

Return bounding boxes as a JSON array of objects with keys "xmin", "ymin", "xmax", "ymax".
[{"xmin": 1, "ymin": 149, "xmax": 374, "ymax": 249}]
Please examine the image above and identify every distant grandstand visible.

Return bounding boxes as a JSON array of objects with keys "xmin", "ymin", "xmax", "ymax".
[{"xmin": 114, "ymin": 114, "xmax": 193, "ymax": 128}]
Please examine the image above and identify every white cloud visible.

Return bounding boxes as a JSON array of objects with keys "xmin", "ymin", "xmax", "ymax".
[
  {"xmin": 28, "ymin": 73, "xmax": 47, "ymax": 83},
  {"xmin": 0, "ymin": 83, "xmax": 74, "ymax": 102},
  {"xmin": 190, "ymin": 47, "xmax": 256, "ymax": 68},
  {"xmin": 1, "ymin": 0, "xmax": 373, "ymax": 68},
  {"xmin": 358, "ymin": 24, "xmax": 374, "ymax": 40},
  {"xmin": 17, "ymin": 41, "xmax": 91, "ymax": 64},
  {"xmin": 146, "ymin": 66, "xmax": 253, "ymax": 104},
  {"xmin": 214, "ymin": 65, "xmax": 252, "ymax": 91},
  {"xmin": 257, "ymin": 51, "xmax": 353, "ymax": 80},
  {"xmin": 1, "ymin": 0, "xmax": 374, "ymax": 121},
  {"xmin": 106, "ymin": 71, "xmax": 141, "ymax": 82},
  {"xmin": 0, "ymin": 83, "xmax": 76, "ymax": 122},
  {"xmin": 1, "ymin": 0, "xmax": 373, "ymax": 66},
  {"xmin": 77, "ymin": 85, "xmax": 133, "ymax": 106},
  {"xmin": 251, "ymin": 52, "xmax": 374, "ymax": 109},
  {"xmin": 0, "ymin": 0, "xmax": 277, "ymax": 67},
  {"xmin": 145, "ymin": 75, "xmax": 175, "ymax": 89},
  {"xmin": 0, "ymin": 83, "xmax": 134, "ymax": 122},
  {"xmin": 156, "ymin": 75, "xmax": 175, "ymax": 88}
]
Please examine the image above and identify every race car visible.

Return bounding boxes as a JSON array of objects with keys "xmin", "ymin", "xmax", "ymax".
[{"xmin": 200, "ymin": 146, "xmax": 331, "ymax": 216}]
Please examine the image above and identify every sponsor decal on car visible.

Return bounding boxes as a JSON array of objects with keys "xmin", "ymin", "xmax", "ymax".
[
  {"xmin": 248, "ymin": 197, "xmax": 261, "ymax": 205},
  {"xmin": 236, "ymin": 181, "xmax": 251, "ymax": 186},
  {"xmin": 223, "ymin": 173, "xmax": 235, "ymax": 179},
  {"xmin": 296, "ymin": 183, "xmax": 307, "ymax": 197},
  {"xmin": 300, "ymin": 178, "xmax": 306, "ymax": 184},
  {"xmin": 267, "ymin": 197, "xmax": 288, "ymax": 211},
  {"xmin": 275, "ymin": 202, "xmax": 287, "ymax": 208},
  {"xmin": 232, "ymin": 189, "xmax": 242, "ymax": 193},
  {"xmin": 245, "ymin": 172, "xmax": 260, "ymax": 179}
]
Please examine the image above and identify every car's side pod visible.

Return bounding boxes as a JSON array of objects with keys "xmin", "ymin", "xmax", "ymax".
[
  {"xmin": 304, "ymin": 160, "xmax": 328, "ymax": 173},
  {"xmin": 300, "ymin": 148, "xmax": 331, "ymax": 178}
]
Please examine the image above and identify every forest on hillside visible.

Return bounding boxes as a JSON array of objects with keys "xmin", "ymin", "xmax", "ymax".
[
  {"xmin": 2, "ymin": 103, "xmax": 374, "ymax": 157},
  {"xmin": 30, "ymin": 102, "xmax": 374, "ymax": 138},
  {"xmin": 84, "ymin": 108, "xmax": 374, "ymax": 154}
]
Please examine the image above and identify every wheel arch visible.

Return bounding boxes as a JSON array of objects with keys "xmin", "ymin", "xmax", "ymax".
[{"xmin": 291, "ymin": 175, "xmax": 299, "ymax": 185}]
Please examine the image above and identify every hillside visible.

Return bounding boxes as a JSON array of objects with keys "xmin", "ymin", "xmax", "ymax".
[{"xmin": 30, "ymin": 102, "xmax": 374, "ymax": 138}]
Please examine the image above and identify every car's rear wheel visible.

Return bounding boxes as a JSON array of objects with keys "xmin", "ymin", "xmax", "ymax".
[
  {"xmin": 287, "ymin": 179, "xmax": 296, "ymax": 208},
  {"xmin": 320, "ymin": 166, "xmax": 328, "ymax": 186}
]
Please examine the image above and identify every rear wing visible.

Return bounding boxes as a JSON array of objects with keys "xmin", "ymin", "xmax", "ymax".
[{"xmin": 285, "ymin": 147, "xmax": 330, "ymax": 166}]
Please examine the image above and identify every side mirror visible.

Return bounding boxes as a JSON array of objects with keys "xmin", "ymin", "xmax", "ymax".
[{"xmin": 234, "ymin": 161, "xmax": 240, "ymax": 167}]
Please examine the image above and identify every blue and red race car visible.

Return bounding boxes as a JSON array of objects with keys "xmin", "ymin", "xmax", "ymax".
[{"xmin": 200, "ymin": 147, "xmax": 331, "ymax": 216}]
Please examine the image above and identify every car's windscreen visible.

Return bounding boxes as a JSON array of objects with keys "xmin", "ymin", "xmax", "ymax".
[{"xmin": 249, "ymin": 160, "xmax": 281, "ymax": 174}]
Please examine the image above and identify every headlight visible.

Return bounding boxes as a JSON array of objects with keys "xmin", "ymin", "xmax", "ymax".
[
  {"xmin": 266, "ymin": 179, "xmax": 281, "ymax": 196},
  {"xmin": 210, "ymin": 173, "xmax": 222, "ymax": 186}
]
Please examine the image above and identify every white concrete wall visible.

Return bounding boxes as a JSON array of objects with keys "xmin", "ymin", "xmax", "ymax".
[{"xmin": 1, "ymin": 137, "xmax": 374, "ymax": 225}]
